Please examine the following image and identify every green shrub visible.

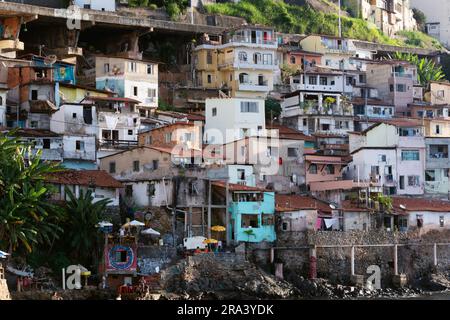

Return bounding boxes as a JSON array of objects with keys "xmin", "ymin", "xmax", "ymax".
[
  {"xmin": 148, "ymin": 4, "xmax": 158, "ymax": 10},
  {"xmin": 166, "ymin": 2, "xmax": 181, "ymax": 21}
]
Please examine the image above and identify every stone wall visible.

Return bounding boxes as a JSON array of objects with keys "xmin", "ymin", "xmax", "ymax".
[
  {"xmin": 137, "ymin": 246, "xmax": 177, "ymax": 275},
  {"xmin": 255, "ymin": 229, "xmax": 450, "ymax": 287}
]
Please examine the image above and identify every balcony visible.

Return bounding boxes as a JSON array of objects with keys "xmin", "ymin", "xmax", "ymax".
[
  {"xmin": 226, "ymin": 35, "xmax": 277, "ymax": 48},
  {"xmin": 99, "ymin": 139, "xmax": 138, "ymax": 150},
  {"xmin": 237, "ymin": 80, "xmax": 269, "ymax": 92},
  {"xmin": 391, "ymin": 72, "xmax": 413, "ymax": 79},
  {"xmin": 219, "ymin": 58, "xmax": 278, "ymax": 70}
]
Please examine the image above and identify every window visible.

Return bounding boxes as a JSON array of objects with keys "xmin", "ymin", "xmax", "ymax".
[
  {"xmin": 437, "ymin": 90, "xmax": 445, "ymax": 98},
  {"xmin": 147, "ymin": 88, "xmax": 156, "ymax": 100},
  {"xmin": 399, "ymin": 128, "xmax": 420, "ymax": 137},
  {"xmin": 378, "ymin": 154, "xmax": 387, "ymax": 162},
  {"xmin": 43, "ymin": 139, "xmax": 50, "ymax": 149},
  {"xmin": 401, "ymin": 150, "xmax": 420, "ymax": 161},
  {"xmin": 75, "ymin": 140, "xmax": 84, "ymax": 151},
  {"xmin": 133, "ymin": 160, "xmax": 139, "ymax": 172},
  {"xmin": 109, "ymin": 161, "xmax": 116, "ymax": 174},
  {"xmin": 239, "ymin": 73, "xmax": 249, "ymax": 83},
  {"xmin": 128, "ymin": 62, "xmax": 137, "ymax": 72},
  {"xmin": 125, "ymin": 185, "xmax": 133, "ymax": 197},
  {"xmin": 31, "ymin": 90, "xmax": 38, "ymax": 100},
  {"xmin": 152, "ymin": 160, "xmax": 159, "ymax": 170},
  {"xmin": 241, "ymin": 214, "xmax": 259, "ymax": 228},
  {"xmin": 440, "ymin": 216, "xmax": 444, "ymax": 228},
  {"xmin": 165, "ymin": 133, "xmax": 172, "ymax": 143},
  {"xmin": 253, "ymin": 52, "xmax": 262, "ymax": 64},
  {"xmin": 416, "ymin": 214, "xmax": 423, "ymax": 228},
  {"xmin": 128, "ymin": 129, "xmax": 133, "ymax": 136},
  {"xmin": 325, "ymin": 59, "xmax": 331, "ymax": 66},
  {"xmin": 240, "ymin": 101, "xmax": 259, "ymax": 113},
  {"xmin": 72, "ymin": 112, "xmax": 77, "ymax": 119},
  {"xmin": 282, "ymin": 222, "xmax": 289, "ymax": 231},
  {"xmin": 207, "ymin": 74, "xmax": 212, "ymax": 83},
  {"xmin": 319, "ymin": 77, "xmax": 328, "ymax": 85},
  {"xmin": 238, "ymin": 51, "xmax": 247, "ymax": 62},
  {"xmin": 262, "ymin": 214, "xmax": 274, "ymax": 226},
  {"xmin": 262, "ymin": 54, "xmax": 272, "ymax": 65},
  {"xmin": 147, "ymin": 183, "xmax": 156, "ymax": 196},
  {"xmin": 308, "ymin": 77, "xmax": 317, "ymax": 85},
  {"xmin": 309, "ymin": 164, "xmax": 318, "ymax": 174},
  {"xmin": 287, "ymin": 148, "xmax": 298, "ymax": 157},
  {"xmin": 206, "ymin": 51, "xmax": 212, "ymax": 64},
  {"xmin": 425, "ymin": 170, "xmax": 436, "ymax": 182},
  {"xmin": 325, "ymin": 164, "xmax": 335, "ymax": 174},
  {"xmin": 290, "ymin": 55, "xmax": 296, "ymax": 64},
  {"xmin": 407, "ymin": 175, "xmax": 420, "ymax": 187},
  {"xmin": 133, "ymin": 86, "xmax": 138, "ymax": 96},
  {"xmin": 429, "ymin": 145, "xmax": 448, "ymax": 158},
  {"xmin": 30, "ymin": 121, "xmax": 38, "ymax": 128},
  {"xmin": 145, "ymin": 135, "xmax": 152, "ymax": 145},
  {"xmin": 147, "ymin": 64, "xmax": 154, "ymax": 74},
  {"xmin": 104, "ymin": 63, "xmax": 110, "ymax": 73},
  {"xmin": 435, "ymin": 125, "xmax": 441, "ymax": 134},
  {"xmin": 396, "ymin": 84, "xmax": 406, "ymax": 92},
  {"xmin": 303, "ymin": 118, "xmax": 307, "ymax": 126},
  {"xmin": 237, "ymin": 169, "xmax": 245, "ymax": 180},
  {"xmin": 212, "ymin": 107, "xmax": 217, "ymax": 117},
  {"xmin": 399, "ymin": 176, "xmax": 405, "ymax": 190}
]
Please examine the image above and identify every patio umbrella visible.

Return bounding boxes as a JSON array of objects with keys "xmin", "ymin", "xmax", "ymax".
[
  {"xmin": 122, "ymin": 220, "xmax": 145, "ymax": 228},
  {"xmin": 96, "ymin": 221, "xmax": 113, "ymax": 228},
  {"xmin": 141, "ymin": 227, "xmax": 161, "ymax": 236},
  {"xmin": 211, "ymin": 225, "xmax": 226, "ymax": 232},
  {"xmin": 203, "ymin": 238, "xmax": 218, "ymax": 244}
]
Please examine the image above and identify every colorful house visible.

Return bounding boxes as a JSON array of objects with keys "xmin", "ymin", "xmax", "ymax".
[{"xmin": 213, "ymin": 182, "xmax": 276, "ymax": 243}]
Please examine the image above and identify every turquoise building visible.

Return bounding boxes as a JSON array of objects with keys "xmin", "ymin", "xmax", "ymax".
[{"xmin": 228, "ymin": 188, "xmax": 276, "ymax": 243}]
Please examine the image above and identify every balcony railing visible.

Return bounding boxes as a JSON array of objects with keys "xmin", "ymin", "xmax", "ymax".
[
  {"xmin": 429, "ymin": 152, "xmax": 448, "ymax": 159},
  {"xmin": 227, "ymin": 35, "xmax": 277, "ymax": 46},
  {"xmin": 391, "ymin": 72, "xmax": 413, "ymax": 79},
  {"xmin": 99, "ymin": 139, "xmax": 138, "ymax": 149}
]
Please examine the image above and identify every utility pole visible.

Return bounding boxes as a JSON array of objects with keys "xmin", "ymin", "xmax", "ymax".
[{"xmin": 338, "ymin": 0, "xmax": 342, "ymax": 38}]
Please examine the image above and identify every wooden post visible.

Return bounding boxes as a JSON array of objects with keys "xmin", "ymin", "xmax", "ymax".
[
  {"xmin": 393, "ymin": 244, "xmax": 398, "ymax": 275},
  {"xmin": 433, "ymin": 243, "xmax": 437, "ymax": 267},
  {"xmin": 207, "ymin": 180, "xmax": 212, "ymax": 239},
  {"xmin": 309, "ymin": 246, "xmax": 317, "ymax": 279},
  {"xmin": 351, "ymin": 246, "xmax": 355, "ymax": 276}
]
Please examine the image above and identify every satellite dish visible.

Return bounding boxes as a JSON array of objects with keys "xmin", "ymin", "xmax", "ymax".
[
  {"xmin": 399, "ymin": 204, "xmax": 406, "ymax": 210},
  {"xmin": 43, "ymin": 55, "xmax": 57, "ymax": 66}
]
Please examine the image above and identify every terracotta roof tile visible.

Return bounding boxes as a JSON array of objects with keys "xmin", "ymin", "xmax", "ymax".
[
  {"xmin": 393, "ymin": 197, "xmax": 450, "ymax": 212},
  {"xmin": 266, "ymin": 124, "xmax": 315, "ymax": 141},
  {"xmin": 275, "ymin": 194, "xmax": 332, "ymax": 214},
  {"xmin": 212, "ymin": 181, "xmax": 267, "ymax": 192},
  {"xmin": 46, "ymin": 170, "xmax": 123, "ymax": 188}
]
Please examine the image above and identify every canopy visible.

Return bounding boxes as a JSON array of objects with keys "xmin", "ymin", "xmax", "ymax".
[
  {"xmin": 96, "ymin": 221, "xmax": 113, "ymax": 228},
  {"xmin": 211, "ymin": 225, "xmax": 226, "ymax": 232},
  {"xmin": 122, "ymin": 220, "xmax": 145, "ymax": 228},
  {"xmin": 141, "ymin": 228, "xmax": 161, "ymax": 236},
  {"xmin": 0, "ymin": 250, "xmax": 9, "ymax": 259},
  {"xmin": 203, "ymin": 238, "xmax": 218, "ymax": 244}
]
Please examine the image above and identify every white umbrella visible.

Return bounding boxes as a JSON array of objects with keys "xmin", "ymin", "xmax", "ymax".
[
  {"xmin": 141, "ymin": 227, "xmax": 161, "ymax": 236},
  {"xmin": 123, "ymin": 220, "xmax": 145, "ymax": 228},
  {"xmin": 0, "ymin": 250, "xmax": 9, "ymax": 259},
  {"xmin": 97, "ymin": 221, "xmax": 113, "ymax": 228}
]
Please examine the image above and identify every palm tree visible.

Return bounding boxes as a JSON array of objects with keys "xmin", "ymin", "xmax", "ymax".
[
  {"xmin": 63, "ymin": 187, "xmax": 111, "ymax": 267},
  {"xmin": 0, "ymin": 135, "xmax": 65, "ymax": 255}
]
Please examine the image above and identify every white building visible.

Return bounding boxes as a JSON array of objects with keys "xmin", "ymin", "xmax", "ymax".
[
  {"xmin": 74, "ymin": 0, "xmax": 116, "ymax": 11},
  {"xmin": 204, "ymin": 97, "xmax": 266, "ymax": 144},
  {"xmin": 348, "ymin": 120, "xmax": 426, "ymax": 196},
  {"xmin": 411, "ymin": 0, "xmax": 450, "ymax": 48}
]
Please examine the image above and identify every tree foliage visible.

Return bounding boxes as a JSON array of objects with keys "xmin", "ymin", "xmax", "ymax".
[
  {"xmin": 391, "ymin": 52, "xmax": 446, "ymax": 89},
  {"xmin": 63, "ymin": 187, "xmax": 111, "ymax": 267},
  {"xmin": 0, "ymin": 134, "xmax": 64, "ymax": 254}
]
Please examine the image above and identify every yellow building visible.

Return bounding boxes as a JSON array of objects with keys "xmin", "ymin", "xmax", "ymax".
[
  {"xmin": 59, "ymin": 83, "xmax": 110, "ymax": 103},
  {"xmin": 426, "ymin": 81, "xmax": 450, "ymax": 106},
  {"xmin": 193, "ymin": 26, "xmax": 278, "ymax": 99}
]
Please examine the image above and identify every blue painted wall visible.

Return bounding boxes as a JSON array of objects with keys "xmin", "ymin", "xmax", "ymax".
[
  {"xmin": 229, "ymin": 192, "xmax": 276, "ymax": 243},
  {"xmin": 32, "ymin": 56, "xmax": 76, "ymax": 85}
]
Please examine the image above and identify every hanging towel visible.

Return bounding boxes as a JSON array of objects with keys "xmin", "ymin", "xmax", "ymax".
[
  {"xmin": 324, "ymin": 218, "xmax": 338, "ymax": 229},
  {"xmin": 315, "ymin": 218, "xmax": 322, "ymax": 230},
  {"xmin": 104, "ymin": 114, "xmax": 118, "ymax": 130}
]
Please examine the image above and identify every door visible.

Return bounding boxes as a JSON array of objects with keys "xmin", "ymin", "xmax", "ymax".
[{"xmin": 112, "ymin": 130, "xmax": 119, "ymax": 141}]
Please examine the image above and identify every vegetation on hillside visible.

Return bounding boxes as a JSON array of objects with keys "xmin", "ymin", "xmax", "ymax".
[
  {"xmin": 204, "ymin": 0, "xmax": 443, "ymax": 50},
  {"xmin": 128, "ymin": 0, "xmax": 188, "ymax": 20}
]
